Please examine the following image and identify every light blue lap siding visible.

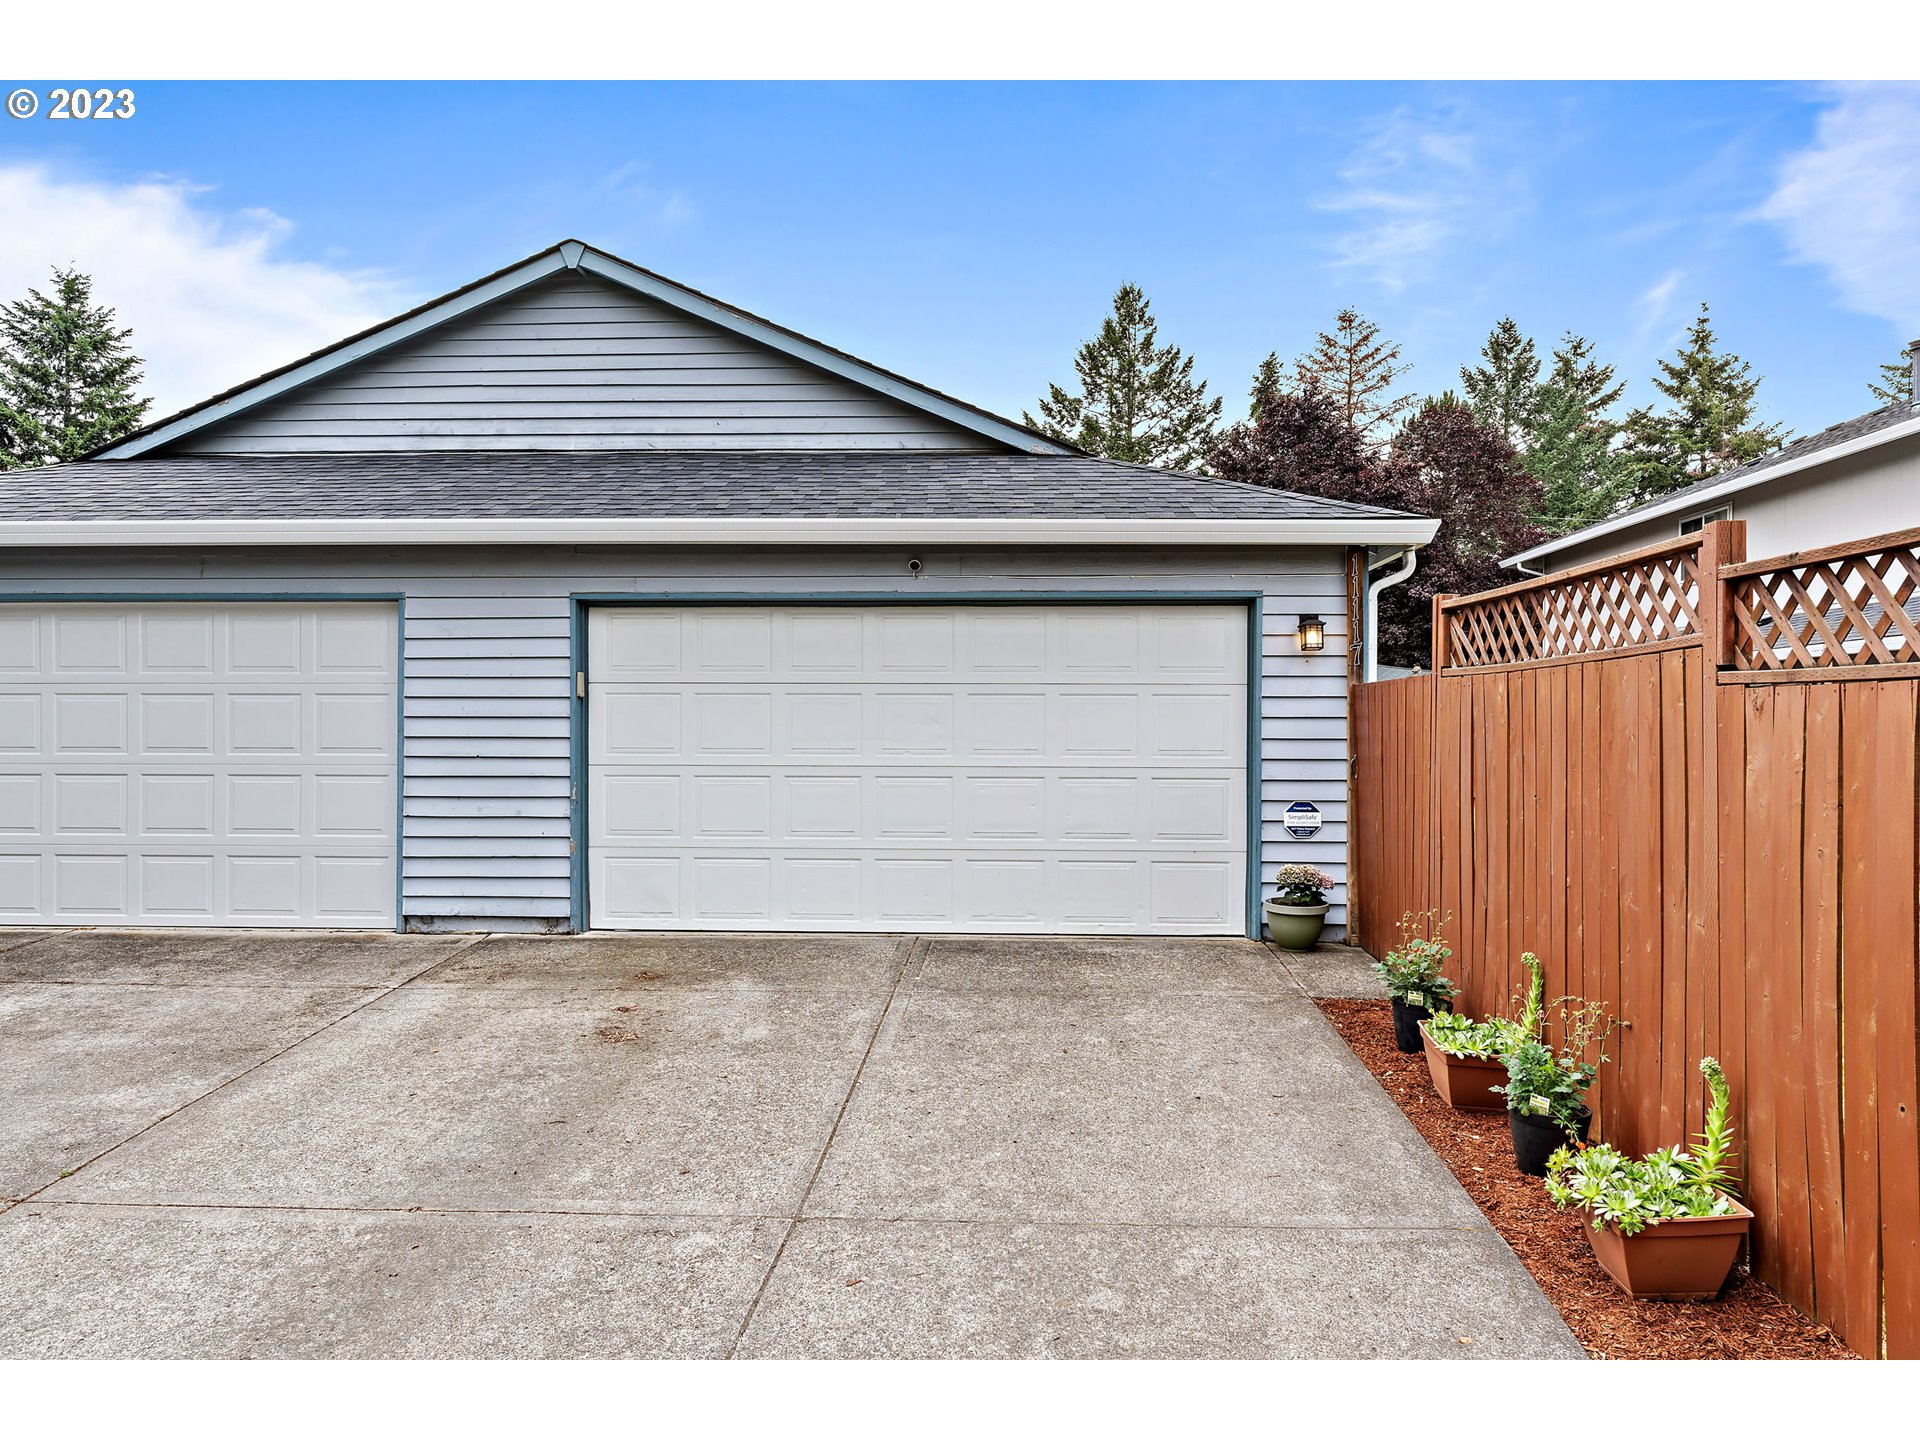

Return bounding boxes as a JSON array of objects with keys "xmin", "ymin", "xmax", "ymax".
[{"xmin": 0, "ymin": 545, "xmax": 1355, "ymax": 934}]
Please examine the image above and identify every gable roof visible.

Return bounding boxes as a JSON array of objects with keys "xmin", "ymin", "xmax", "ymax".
[
  {"xmin": 0, "ymin": 451, "xmax": 1439, "ymax": 549},
  {"xmin": 93, "ymin": 240, "xmax": 1078, "ymax": 460},
  {"xmin": 1503, "ymin": 397, "xmax": 1920, "ymax": 570}
]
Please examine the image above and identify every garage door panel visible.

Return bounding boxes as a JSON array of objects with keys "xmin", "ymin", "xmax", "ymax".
[
  {"xmin": 0, "ymin": 604, "xmax": 396, "ymax": 928},
  {"xmin": 588, "ymin": 604, "xmax": 1248, "ymax": 936}
]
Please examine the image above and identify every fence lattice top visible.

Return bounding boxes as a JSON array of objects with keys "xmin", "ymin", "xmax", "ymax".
[
  {"xmin": 1439, "ymin": 535, "xmax": 1702, "ymax": 669},
  {"xmin": 1725, "ymin": 527, "xmax": 1920, "ymax": 672}
]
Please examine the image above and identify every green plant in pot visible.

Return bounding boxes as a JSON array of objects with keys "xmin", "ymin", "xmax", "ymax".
[
  {"xmin": 1369, "ymin": 909, "xmax": 1457, "ymax": 1053},
  {"xmin": 1420, "ymin": 951, "xmax": 1544, "ymax": 1110},
  {"xmin": 1545, "ymin": 1058, "xmax": 1753, "ymax": 1300},
  {"xmin": 1264, "ymin": 864, "xmax": 1336, "ymax": 951},
  {"xmin": 1494, "ymin": 995, "xmax": 1614, "ymax": 1175}
]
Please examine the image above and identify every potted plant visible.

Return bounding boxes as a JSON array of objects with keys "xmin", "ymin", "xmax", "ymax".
[
  {"xmin": 1494, "ymin": 995, "xmax": 1613, "ymax": 1175},
  {"xmin": 1264, "ymin": 864, "xmax": 1336, "ymax": 951},
  {"xmin": 1369, "ymin": 909, "xmax": 1457, "ymax": 1052},
  {"xmin": 1546, "ymin": 1058, "xmax": 1753, "ymax": 1300},
  {"xmin": 1419, "ymin": 951, "xmax": 1544, "ymax": 1111}
]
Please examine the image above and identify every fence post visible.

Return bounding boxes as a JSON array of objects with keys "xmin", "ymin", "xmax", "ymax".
[
  {"xmin": 1430, "ymin": 594, "xmax": 1454, "ymax": 673},
  {"xmin": 1693, "ymin": 518, "xmax": 1745, "ymax": 1135}
]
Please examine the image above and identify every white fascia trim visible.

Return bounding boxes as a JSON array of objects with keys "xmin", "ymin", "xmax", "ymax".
[
  {"xmin": 0, "ymin": 516, "xmax": 1442, "ymax": 550},
  {"xmin": 96, "ymin": 253, "xmax": 573, "ymax": 459},
  {"xmin": 1500, "ymin": 411, "xmax": 1920, "ymax": 570}
]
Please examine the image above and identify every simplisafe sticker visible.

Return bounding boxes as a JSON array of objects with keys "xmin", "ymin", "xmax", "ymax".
[{"xmin": 1283, "ymin": 801, "xmax": 1323, "ymax": 839}]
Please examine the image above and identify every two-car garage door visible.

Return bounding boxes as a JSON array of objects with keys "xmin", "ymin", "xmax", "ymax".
[
  {"xmin": 0, "ymin": 603, "xmax": 397, "ymax": 928},
  {"xmin": 588, "ymin": 604, "xmax": 1249, "ymax": 934}
]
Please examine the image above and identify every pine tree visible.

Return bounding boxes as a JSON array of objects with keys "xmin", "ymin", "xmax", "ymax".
[
  {"xmin": 1869, "ymin": 348, "xmax": 1915, "ymax": 406},
  {"xmin": 1459, "ymin": 317, "xmax": 1541, "ymax": 449},
  {"xmin": 1249, "ymin": 351, "xmax": 1286, "ymax": 422},
  {"xmin": 1025, "ymin": 283, "xmax": 1221, "ymax": 470},
  {"xmin": 1619, "ymin": 303, "xmax": 1786, "ymax": 503},
  {"xmin": 1290, "ymin": 308, "xmax": 1413, "ymax": 447},
  {"xmin": 0, "ymin": 268, "xmax": 150, "ymax": 469},
  {"xmin": 1526, "ymin": 331, "xmax": 1629, "ymax": 535},
  {"xmin": 1543, "ymin": 330, "xmax": 1624, "ymax": 421}
]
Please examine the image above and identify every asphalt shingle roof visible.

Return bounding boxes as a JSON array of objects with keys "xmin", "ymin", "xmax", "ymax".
[
  {"xmin": 1550, "ymin": 399, "xmax": 1920, "ymax": 545},
  {"xmin": 0, "ymin": 452, "xmax": 1418, "ymax": 525}
]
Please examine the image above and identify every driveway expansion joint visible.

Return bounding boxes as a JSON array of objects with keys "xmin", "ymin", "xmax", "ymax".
[{"xmin": 13, "ymin": 932, "xmax": 496, "ymax": 1210}]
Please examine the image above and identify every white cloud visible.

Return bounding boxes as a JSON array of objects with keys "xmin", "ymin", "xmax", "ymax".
[
  {"xmin": 1316, "ymin": 103, "xmax": 1522, "ymax": 292},
  {"xmin": 0, "ymin": 164, "xmax": 404, "ymax": 416},
  {"xmin": 1632, "ymin": 268, "xmax": 1685, "ymax": 350},
  {"xmin": 1761, "ymin": 83, "xmax": 1920, "ymax": 336}
]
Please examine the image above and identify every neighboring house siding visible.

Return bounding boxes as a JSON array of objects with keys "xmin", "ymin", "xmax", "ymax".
[
  {"xmin": 1541, "ymin": 431, "xmax": 1920, "ymax": 574},
  {"xmin": 0, "ymin": 546, "xmax": 1353, "ymax": 934},
  {"xmin": 179, "ymin": 273, "xmax": 996, "ymax": 454}
]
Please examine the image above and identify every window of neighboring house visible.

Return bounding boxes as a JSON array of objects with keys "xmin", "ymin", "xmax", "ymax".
[{"xmin": 1678, "ymin": 505, "xmax": 1732, "ymax": 535}]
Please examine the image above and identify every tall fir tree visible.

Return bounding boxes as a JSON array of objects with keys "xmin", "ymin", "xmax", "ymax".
[
  {"xmin": 1868, "ymin": 346, "xmax": 1915, "ymax": 406},
  {"xmin": 1290, "ymin": 308, "xmax": 1413, "ymax": 447},
  {"xmin": 1459, "ymin": 317, "xmax": 1541, "ymax": 449},
  {"xmin": 1248, "ymin": 351, "xmax": 1286, "ymax": 422},
  {"xmin": 1619, "ymin": 302, "xmax": 1786, "ymax": 503},
  {"xmin": 1025, "ymin": 283, "xmax": 1221, "ymax": 469},
  {"xmin": 0, "ymin": 267, "xmax": 150, "ymax": 469},
  {"xmin": 1526, "ymin": 331, "xmax": 1629, "ymax": 535}
]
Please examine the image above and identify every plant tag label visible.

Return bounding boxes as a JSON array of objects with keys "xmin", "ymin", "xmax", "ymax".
[
  {"xmin": 1528, "ymin": 1094, "xmax": 1551, "ymax": 1116},
  {"xmin": 1409, "ymin": 991, "xmax": 1425, "ymax": 1009}
]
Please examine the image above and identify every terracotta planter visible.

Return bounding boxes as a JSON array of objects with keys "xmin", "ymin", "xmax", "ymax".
[
  {"xmin": 1584, "ymin": 1199, "xmax": 1754, "ymax": 1301},
  {"xmin": 1264, "ymin": 900, "xmax": 1329, "ymax": 951},
  {"xmin": 1418, "ymin": 1021, "xmax": 1506, "ymax": 1111}
]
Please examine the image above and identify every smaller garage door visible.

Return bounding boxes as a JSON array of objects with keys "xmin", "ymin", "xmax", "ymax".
[
  {"xmin": 0, "ymin": 603, "xmax": 398, "ymax": 928},
  {"xmin": 588, "ymin": 603, "xmax": 1250, "ymax": 935}
]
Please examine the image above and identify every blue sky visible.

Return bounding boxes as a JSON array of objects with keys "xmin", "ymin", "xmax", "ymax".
[{"xmin": 1, "ymin": 81, "xmax": 1915, "ymax": 434}]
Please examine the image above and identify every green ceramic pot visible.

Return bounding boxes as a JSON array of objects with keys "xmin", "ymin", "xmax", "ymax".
[{"xmin": 1264, "ymin": 900, "xmax": 1329, "ymax": 951}]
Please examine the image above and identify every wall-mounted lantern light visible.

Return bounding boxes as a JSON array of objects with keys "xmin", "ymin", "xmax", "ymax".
[{"xmin": 1297, "ymin": 614, "xmax": 1326, "ymax": 653}]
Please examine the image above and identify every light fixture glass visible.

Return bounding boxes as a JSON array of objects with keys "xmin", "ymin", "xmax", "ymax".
[{"xmin": 1297, "ymin": 614, "xmax": 1326, "ymax": 653}]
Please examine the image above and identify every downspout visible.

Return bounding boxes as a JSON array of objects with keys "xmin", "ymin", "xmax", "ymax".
[{"xmin": 1365, "ymin": 547, "xmax": 1421, "ymax": 682}]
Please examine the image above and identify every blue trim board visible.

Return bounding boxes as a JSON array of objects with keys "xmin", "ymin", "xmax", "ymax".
[{"xmin": 569, "ymin": 590, "xmax": 1266, "ymax": 938}]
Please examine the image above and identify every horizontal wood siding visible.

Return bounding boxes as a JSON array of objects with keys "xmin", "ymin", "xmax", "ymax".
[
  {"xmin": 181, "ymin": 273, "xmax": 997, "ymax": 454},
  {"xmin": 0, "ymin": 545, "xmax": 1354, "ymax": 934}
]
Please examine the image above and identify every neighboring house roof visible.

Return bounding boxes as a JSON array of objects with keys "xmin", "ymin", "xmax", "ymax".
[
  {"xmin": 1503, "ymin": 397, "xmax": 1920, "ymax": 571},
  {"xmin": 91, "ymin": 239, "xmax": 1078, "ymax": 461},
  {"xmin": 0, "ymin": 451, "xmax": 1438, "ymax": 549}
]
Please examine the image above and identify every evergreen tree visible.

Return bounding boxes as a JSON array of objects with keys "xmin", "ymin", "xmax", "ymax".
[
  {"xmin": 1619, "ymin": 303, "xmax": 1786, "ymax": 503},
  {"xmin": 1249, "ymin": 351, "xmax": 1286, "ymax": 421},
  {"xmin": 1526, "ymin": 331, "xmax": 1629, "ymax": 535},
  {"xmin": 1025, "ymin": 283, "xmax": 1221, "ymax": 470},
  {"xmin": 1543, "ymin": 330, "xmax": 1624, "ymax": 421},
  {"xmin": 1290, "ymin": 307, "xmax": 1413, "ymax": 447},
  {"xmin": 1459, "ymin": 317, "xmax": 1541, "ymax": 449},
  {"xmin": 0, "ymin": 267, "xmax": 150, "ymax": 469},
  {"xmin": 1868, "ymin": 348, "xmax": 1915, "ymax": 406},
  {"xmin": 1528, "ymin": 382, "xmax": 1629, "ymax": 535}
]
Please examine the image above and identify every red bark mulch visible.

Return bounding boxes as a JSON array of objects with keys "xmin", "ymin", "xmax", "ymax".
[{"xmin": 1317, "ymin": 997, "xmax": 1856, "ymax": 1360}]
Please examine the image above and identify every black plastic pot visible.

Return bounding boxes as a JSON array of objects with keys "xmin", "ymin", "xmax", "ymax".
[
  {"xmin": 1390, "ymin": 995, "xmax": 1451, "ymax": 1053},
  {"xmin": 1509, "ymin": 1106, "xmax": 1591, "ymax": 1176}
]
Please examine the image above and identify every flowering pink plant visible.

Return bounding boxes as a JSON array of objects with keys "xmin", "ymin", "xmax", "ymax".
[{"xmin": 1272, "ymin": 863, "xmax": 1336, "ymax": 906}]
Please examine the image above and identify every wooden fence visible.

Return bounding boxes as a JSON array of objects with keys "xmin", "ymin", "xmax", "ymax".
[{"xmin": 1351, "ymin": 520, "xmax": 1920, "ymax": 1359}]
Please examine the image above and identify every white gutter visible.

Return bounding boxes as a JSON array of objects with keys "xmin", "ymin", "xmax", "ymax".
[
  {"xmin": 1365, "ymin": 546, "xmax": 1421, "ymax": 682},
  {"xmin": 1500, "ymin": 409, "xmax": 1920, "ymax": 571},
  {"xmin": 0, "ymin": 515, "xmax": 1443, "ymax": 550}
]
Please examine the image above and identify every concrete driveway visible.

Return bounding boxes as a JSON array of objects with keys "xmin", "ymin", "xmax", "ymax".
[{"xmin": 0, "ymin": 927, "xmax": 1581, "ymax": 1359}]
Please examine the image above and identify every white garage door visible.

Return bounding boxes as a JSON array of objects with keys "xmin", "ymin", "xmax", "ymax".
[
  {"xmin": 588, "ymin": 604, "xmax": 1249, "ymax": 934},
  {"xmin": 0, "ymin": 603, "xmax": 398, "ymax": 928}
]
